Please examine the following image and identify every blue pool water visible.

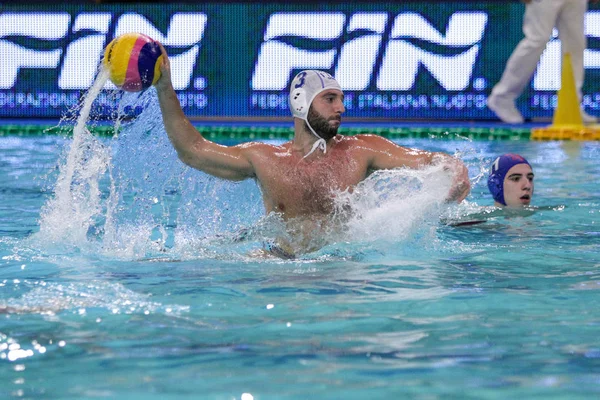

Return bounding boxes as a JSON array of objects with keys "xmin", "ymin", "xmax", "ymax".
[{"xmin": 1, "ymin": 92, "xmax": 600, "ymax": 398}]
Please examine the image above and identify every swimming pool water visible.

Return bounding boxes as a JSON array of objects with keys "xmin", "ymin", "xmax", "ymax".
[{"xmin": 1, "ymin": 130, "xmax": 600, "ymax": 399}]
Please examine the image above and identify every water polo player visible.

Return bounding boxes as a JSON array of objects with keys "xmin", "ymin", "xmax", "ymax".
[
  {"xmin": 488, "ymin": 154, "xmax": 534, "ymax": 208},
  {"xmin": 154, "ymin": 46, "xmax": 471, "ymax": 256}
]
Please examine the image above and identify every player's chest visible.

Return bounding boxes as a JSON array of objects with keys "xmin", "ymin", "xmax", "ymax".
[{"xmin": 258, "ymin": 154, "xmax": 366, "ymax": 200}]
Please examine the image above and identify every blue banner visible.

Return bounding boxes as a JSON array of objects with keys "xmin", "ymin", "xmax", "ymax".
[{"xmin": 1, "ymin": 2, "xmax": 599, "ymax": 120}]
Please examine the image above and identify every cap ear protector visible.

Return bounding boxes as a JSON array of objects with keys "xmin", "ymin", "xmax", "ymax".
[
  {"xmin": 288, "ymin": 70, "xmax": 342, "ymax": 120},
  {"xmin": 290, "ymin": 87, "xmax": 307, "ymax": 117},
  {"xmin": 487, "ymin": 172, "xmax": 503, "ymax": 205}
]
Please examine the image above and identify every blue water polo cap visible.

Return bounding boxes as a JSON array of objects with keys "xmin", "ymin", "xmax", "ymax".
[{"xmin": 487, "ymin": 153, "xmax": 530, "ymax": 205}]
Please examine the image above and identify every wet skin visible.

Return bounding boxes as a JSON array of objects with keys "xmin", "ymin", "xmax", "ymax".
[
  {"xmin": 154, "ymin": 47, "xmax": 471, "ymax": 253},
  {"xmin": 500, "ymin": 163, "xmax": 534, "ymax": 207}
]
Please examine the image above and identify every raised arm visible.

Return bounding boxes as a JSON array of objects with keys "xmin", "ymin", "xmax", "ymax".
[
  {"xmin": 360, "ymin": 134, "xmax": 471, "ymax": 202},
  {"xmin": 154, "ymin": 45, "xmax": 255, "ymax": 181}
]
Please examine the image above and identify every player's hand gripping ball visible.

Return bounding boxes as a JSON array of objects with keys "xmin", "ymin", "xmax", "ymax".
[{"xmin": 103, "ymin": 33, "xmax": 163, "ymax": 92}]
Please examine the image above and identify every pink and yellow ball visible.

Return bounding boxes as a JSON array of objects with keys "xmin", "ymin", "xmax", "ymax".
[{"xmin": 103, "ymin": 33, "xmax": 163, "ymax": 92}]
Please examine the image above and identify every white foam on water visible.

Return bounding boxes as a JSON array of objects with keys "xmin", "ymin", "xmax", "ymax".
[{"xmin": 0, "ymin": 280, "xmax": 189, "ymax": 315}]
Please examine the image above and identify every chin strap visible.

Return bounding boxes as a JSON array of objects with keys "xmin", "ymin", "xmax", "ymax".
[{"xmin": 302, "ymin": 119, "xmax": 327, "ymax": 159}]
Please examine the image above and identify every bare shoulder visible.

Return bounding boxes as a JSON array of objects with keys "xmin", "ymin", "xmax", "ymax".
[
  {"xmin": 236, "ymin": 140, "xmax": 291, "ymax": 160},
  {"xmin": 236, "ymin": 140, "xmax": 289, "ymax": 152},
  {"xmin": 348, "ymin": 133, "xmax": 400, "ymax": 151},
  {"xmin": 347, "ymin": 134, "xmax": 433, "ymax": 170}
]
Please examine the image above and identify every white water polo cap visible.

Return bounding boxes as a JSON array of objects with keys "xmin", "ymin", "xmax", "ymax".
[
  {"xmin": 289, "ymin": 70, "xmax": 342, "ymax": 119},
  {"xmin": 289, "ymin": 70, "xmax": 342, "ymax": 157}
]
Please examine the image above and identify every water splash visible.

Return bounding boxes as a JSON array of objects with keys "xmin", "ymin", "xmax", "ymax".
[
  {"xmin": 326, "ymin": 165, "xmax": 454, "ymax": 255},
  {"xmin": 36, "ymin": 69, "xmax": 112, "ymax": 246},
  {"xmin": 31, "ymin": 65, "xmax": 475, "ymax": 261},
  {"xmin": 32, "ymin": 66, "xmax": 262, "ymax": 259}
]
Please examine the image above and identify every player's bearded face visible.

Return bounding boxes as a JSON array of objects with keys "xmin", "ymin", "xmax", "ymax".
[{"xmin": 306, "ymin": 107, "xmax": 340, "ymax": 141}]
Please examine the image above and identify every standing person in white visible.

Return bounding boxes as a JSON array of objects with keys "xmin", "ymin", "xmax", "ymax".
[{"xmin": 487, "ymin": 0, "xmax": 598, "ymax": 124}]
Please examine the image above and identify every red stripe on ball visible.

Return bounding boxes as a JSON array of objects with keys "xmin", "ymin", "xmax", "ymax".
[{"xmin": 123, "ymin": 35, "xmax": 151, "ymax": 92}]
